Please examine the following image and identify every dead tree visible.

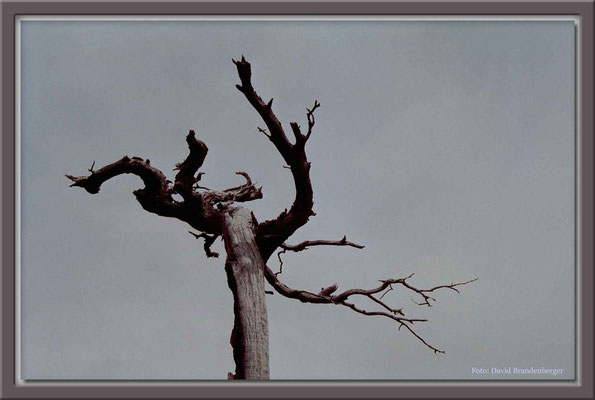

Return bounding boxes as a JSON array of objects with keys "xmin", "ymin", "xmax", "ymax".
[{"xmin": 66, "ymin": 57, "xmax": 476, "ymax": 380}]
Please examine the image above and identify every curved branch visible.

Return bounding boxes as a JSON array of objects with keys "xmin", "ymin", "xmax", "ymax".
[
  {"xmin": 223, "ymin": 171, "xmax": 255, "ymax": 193},
  {"xmin": 233, "ymin": 56, "xmax": 316, "ymax": 261},
  {"xmin": 66, "ymin": 151, "xmax": 222, "ymax": 234},
  {"xmin": 263, "ymin": 266, "xmax": 476, "ymax": 353},
  {"xmin": 66, "ymin": 156, "xmax": 185, "ymax": 221},
  {"xmin": 202, "ymin": 171, "xmax": 263, "ymax": 209},
  {"xmin": 66, "ymin": 156, "xmax": 168, "ymax": 195},
  {"xmin": 66, "ymin": 135, "xmax": 219, "ymax": 234}
]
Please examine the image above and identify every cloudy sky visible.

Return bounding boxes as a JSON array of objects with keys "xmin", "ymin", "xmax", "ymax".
[{"xmin": 18, "ymin": 18, "xmax": 576, "ymax": 380}]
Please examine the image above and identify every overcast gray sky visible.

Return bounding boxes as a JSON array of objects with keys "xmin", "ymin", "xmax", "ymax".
[{"xmin": 19, "ymin": 18, "xmax": 576, "ymax": 380}]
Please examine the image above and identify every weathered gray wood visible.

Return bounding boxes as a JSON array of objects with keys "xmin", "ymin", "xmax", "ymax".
[{"xmin": 222, "ymin": 207, "xmax": 270, "ymax": 380}]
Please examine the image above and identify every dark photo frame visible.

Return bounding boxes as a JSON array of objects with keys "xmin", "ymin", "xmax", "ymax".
[{"xmin": 2, "ymin": 1, "xmax": 593, "ymax": 399}]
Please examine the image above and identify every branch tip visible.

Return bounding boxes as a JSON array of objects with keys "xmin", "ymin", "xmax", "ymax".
[
  {"xmin": 257, "ymin": 127, "xmax": 271, "ymax": 138},
  {"xmin": 234, "ymin": 171, "xmax": 253, "ymax": 185}
]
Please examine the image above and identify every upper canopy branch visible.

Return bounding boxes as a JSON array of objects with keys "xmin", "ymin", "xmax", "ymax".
[
  {"xmin": 263, "ymin": 265, "xmax": 477, "ymax": 353},
  {"xmin": 290, "ymin": 100, "xmax": 321, "ymax": 143},
  {"xmin": 232, "ymin": 56, "xmax": 317, "ymax": 261},
  {"xmin": 233, "ymin": 56, "xmax": 292, "ymax": 159}
]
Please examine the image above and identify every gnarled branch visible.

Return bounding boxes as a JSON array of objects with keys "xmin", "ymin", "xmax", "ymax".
[
  {"xmin": 233, "ymin": 56, "xmax": 317, "ymax": 262},
  {"xmin": 66, "ymin": 131, "xmax": 262, "ymax": 236},
  {"xmin": 65, "ymin": 156, "xmax": 185, "ymax": 221},
  {"xmin": 66, "ymin": 156, "xmax": 168, "ymax": 195}
]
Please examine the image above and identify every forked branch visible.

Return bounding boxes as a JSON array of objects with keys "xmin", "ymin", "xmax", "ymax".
[
  {"xmin": 233, "ymin": 56, "xmax": 316, "ymax": 261},
  {"xmin": 263, "ymin": 265, "xmax": 477, "ymax": 354},
  {"xmin": 305, "ymin": 100, "xmax": 321, "ymax": 141}
]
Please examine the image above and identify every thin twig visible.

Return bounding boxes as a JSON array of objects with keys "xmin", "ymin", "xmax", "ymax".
[
  {"xmin": 275, "ymin": 249, "xmax": 287, "ymax": 277},
  {"xmin": 305, "ymin": 100, "xmax": 321, "ymax": 140},
  {"xmin": 189, "ymin": 231, "xmax": 220, "ymax": 258},
  {"xmin": 379, "ymin": 284, "xmax": 394, "ymax": 300},
  {"xmin": 257, "ymin": 127, "xmax": 271, "ymax": 139}
]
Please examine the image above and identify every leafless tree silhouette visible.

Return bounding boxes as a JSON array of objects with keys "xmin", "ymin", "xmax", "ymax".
[{"xmin": 67, "ymin": 56, "xmax": 476, "ymax": 380}]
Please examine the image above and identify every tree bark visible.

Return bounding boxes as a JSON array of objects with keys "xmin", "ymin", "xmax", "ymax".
[{"xmin": 222, "ymin": 207, "xmax": 270, "ymax": 380}]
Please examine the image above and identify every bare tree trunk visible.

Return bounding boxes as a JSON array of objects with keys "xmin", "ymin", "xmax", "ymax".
[{"xmin": 222, "ymin": 207, "xmax": 270, "ymax": 380}]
